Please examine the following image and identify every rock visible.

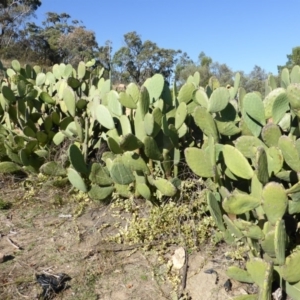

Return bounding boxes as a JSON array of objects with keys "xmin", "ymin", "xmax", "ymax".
[{"xmin": 171, "ymin": 247, "xmax": 185, "ymax": 270}]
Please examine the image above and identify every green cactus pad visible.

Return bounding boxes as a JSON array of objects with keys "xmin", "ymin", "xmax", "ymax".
[
  {"xmin": 291, "ymin": 65, "xmax": 300, "ymax": 83},
  {"xmin": 122, "ymin": 152, "xmax": 150, "ymax": 175},
  {"xmin": 89, "ymin": 163, "xmax": 113, "ymax": 186},
  {"xmin": 266, "ymin": 147, "xmax": 283, "ymax": 176},
  {"xmin": 255, "ymin": 147, "xmax": 269, "ymax": 185},
  {"xmin": 246, "ymin": 258, "xmax": 270, "ymax": 287},
  {"xmin": 285, "ymin": 281, "xmax": 300, "ymax": 300},
  {"xmin": 143, "ymin": 74, "xmax": 164, "ymax": 103},
  {"xmin": 53, "ymin": 132, "xmax": 65, "ymax": 145},
  {"xmin": 207, "ymin": 192, "xmax": 225, "ymax": 231},
  {"xmin": 119, "ymin": 115, "xmax": 132, "ymax": 135},
  {"xmin": 126, "ymin": 83, "xmax": 140, "ymax": 104},
  {"xmin": 207, "ymin": 87, "xmax": 230, "ymax": 113},
  {"xmin": 39, "ymin": 92, "xmax": 56, "ymax": 105},
  {"xmin": 2, "ymin": 86, "xmax": 15, "ymax": 102},
  {"xmin": 40, "ymin": 162, "xmax": 66, "ymax": 176},
  {"xmin": 261, "ymin": 123, "xmax": 281, "ymax": 147},
  {"xmin": 88, "ymin": 185, "xmax": 114, "ymax": 201},
  {"xmin": 68, "ymin": 144, "xmax": 88, "ymax": 175},
  {"xmin": 77, "ymin": 61, "xmax": 86, "ymax": 79},
  {"xmin": 272, "ymin": 92, "xmax": 289, "ymax": 124},
  {"xmin": 193, "ymin": 89, "xmax": 208, "ymax": 108},
  {"xmin": 278, "ymin": 136, "xmax": 300, "ymax": 172},
  {"xmin": 110, "ymin": 157, "xmax": 135, "ymax": 185},
  {"xmin": 134, "ymin": 105, "xmax": 147, "ymax": 141},
  {"xmin": 152, "ymin": 107, "xmax": 163, "ymax": 137},
  {"xmin": 175, "ymin": 102, "xmax": 187, "ymax": 130},
  {"xmin": 243, "ymin": 92, "xmax": 266, "ymax": 126},
  {"xmin": 107, "ymin": 137, "xmax": 122, "ymax": 154},
  {"xmin": 119, "ymin": 92, "xmax": 137, "ymax": 109},
  {"xmin": 95, "ymin": 104, "xmax": 115, "ymax": 130},
  {"xmin": 226, "ymin": 266, "xmax": 254, "ymax": 283},
  {"xmin": 222, "ymin": 145, "xmax": 254, "ymax": 179},
  {"xmin": 184, "ymin": 147, "xmax": 215, "ymax": 178},
  {"xmin": 67, "ymin": 168, "xmax": 87, "ymax": 192},
  {"xmin": 282, "ymin": 249, "xmax": 300, "ymax": 282},
  {"xmin": 258, "ymin": 261, "xmax": 273, "ymax": 300},
  {"xmin": 107, "ymin": 90, "xmax": 122, "ymax": 117},
  {"xmin": 144, "ymin": 113, "xmax": 154, "ymax": 136},
  {"xmin": 136, "ymin": 183, "xmax": 151, "ymax": 200},
  {"xmin": 274, "ymin": 219, "xmax": 286, "ymax": 265},
  {"xmin": 0, "ymin": 161, "xmax": 22, "ymax": 173},
  {"xmin": 177, "ymin": 82, "xmax": 195, "ymax": 103},
  {"xmin": 62, "ymin": 86, "xmax": 76, "ymax": 117},
  {"xmin": 288, "ymin": 200, "xmax": 300, "ymax": 214},
  {"xmin": 234, "ymin": 219, "xmax": 263, "ymax": 240},
  {"xmin": 234, "ymin": 136, "xmax": 267, "ymax": 159},
  {"xmin": 223, "ymin": 193, "xmax": 260, "ymax": 215},
  {"xmin": 138, "ymin": 86, "xmax": 150, "ymax": 118},
  {"xmin": 114, "ymin": 183, "xmax": 131, "ymax": 198},
  {"xmin": 263, "ymin": 88, "xmax": 286, "ymax": 119},
  {"xmin": 223, "ymin": 215, "xmax": 243, "ymax": 239},
  {"xmin": 119, "ymin": 133, "xmax": 143, "ymax": 151},
  {"xmin": 261, "ymin": 226, "xmax": 276, "ymax": 258},
  {"xmin": 154, "ymin": 178, "xmax": 177, "ymax": 197},
  {"xmin": 143, "ymin": 136, "xmax": 163, "ymax": 161},
  {"xmin": 287, "ymin": 83, "xmax": 300, "ymax": 110},
  {"xmin": 281, "ymin": 68, "xmax": 290, "ymax": 88},
  {"xmin": 215, "ymin": 120, "xmax": 240, "ymax": 136},
  {"xmin": 193, "ymin": 106, "xmax": 218, "ymax": 141},
  {"xmin": 262, "ymin": 182, "xmax": 287, "ymax": 225}
]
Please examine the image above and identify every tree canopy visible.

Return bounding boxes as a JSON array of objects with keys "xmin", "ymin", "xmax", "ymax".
[
  {"xmin": 113, "ymin": 31, "xmax": 182, "ymax": 84},
  {"xmin": 0, "ymin": 0, "xmax": 41, "ymax": 47}
]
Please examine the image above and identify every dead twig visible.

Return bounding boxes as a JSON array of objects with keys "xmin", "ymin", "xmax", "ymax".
[{"xmin": 6, "ymin": 237, "xmax": 23, "ymax": 250}]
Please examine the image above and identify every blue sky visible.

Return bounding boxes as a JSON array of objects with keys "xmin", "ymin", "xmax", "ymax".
[{"xmin": 34, "ymin": 0, "xmax": 299, "ymax": 75}]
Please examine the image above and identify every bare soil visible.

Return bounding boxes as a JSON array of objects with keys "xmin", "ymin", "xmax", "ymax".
[{"xmin": 0, "ymin": 176, "xmax": 257, "ymax": 300}]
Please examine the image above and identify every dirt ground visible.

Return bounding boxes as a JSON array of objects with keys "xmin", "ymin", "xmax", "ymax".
[{"xmin": 0, "ymin": 177, "xmax": 258, "ymax": 300}]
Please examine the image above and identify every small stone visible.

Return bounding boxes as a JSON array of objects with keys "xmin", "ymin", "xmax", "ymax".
[
  {"xmin": 0, "ymin": 252, "xmax": 5, "ymax": 263},
  {"xmin": 172, "ymin": 247, "xmax": 186, "ymax": 270}
]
